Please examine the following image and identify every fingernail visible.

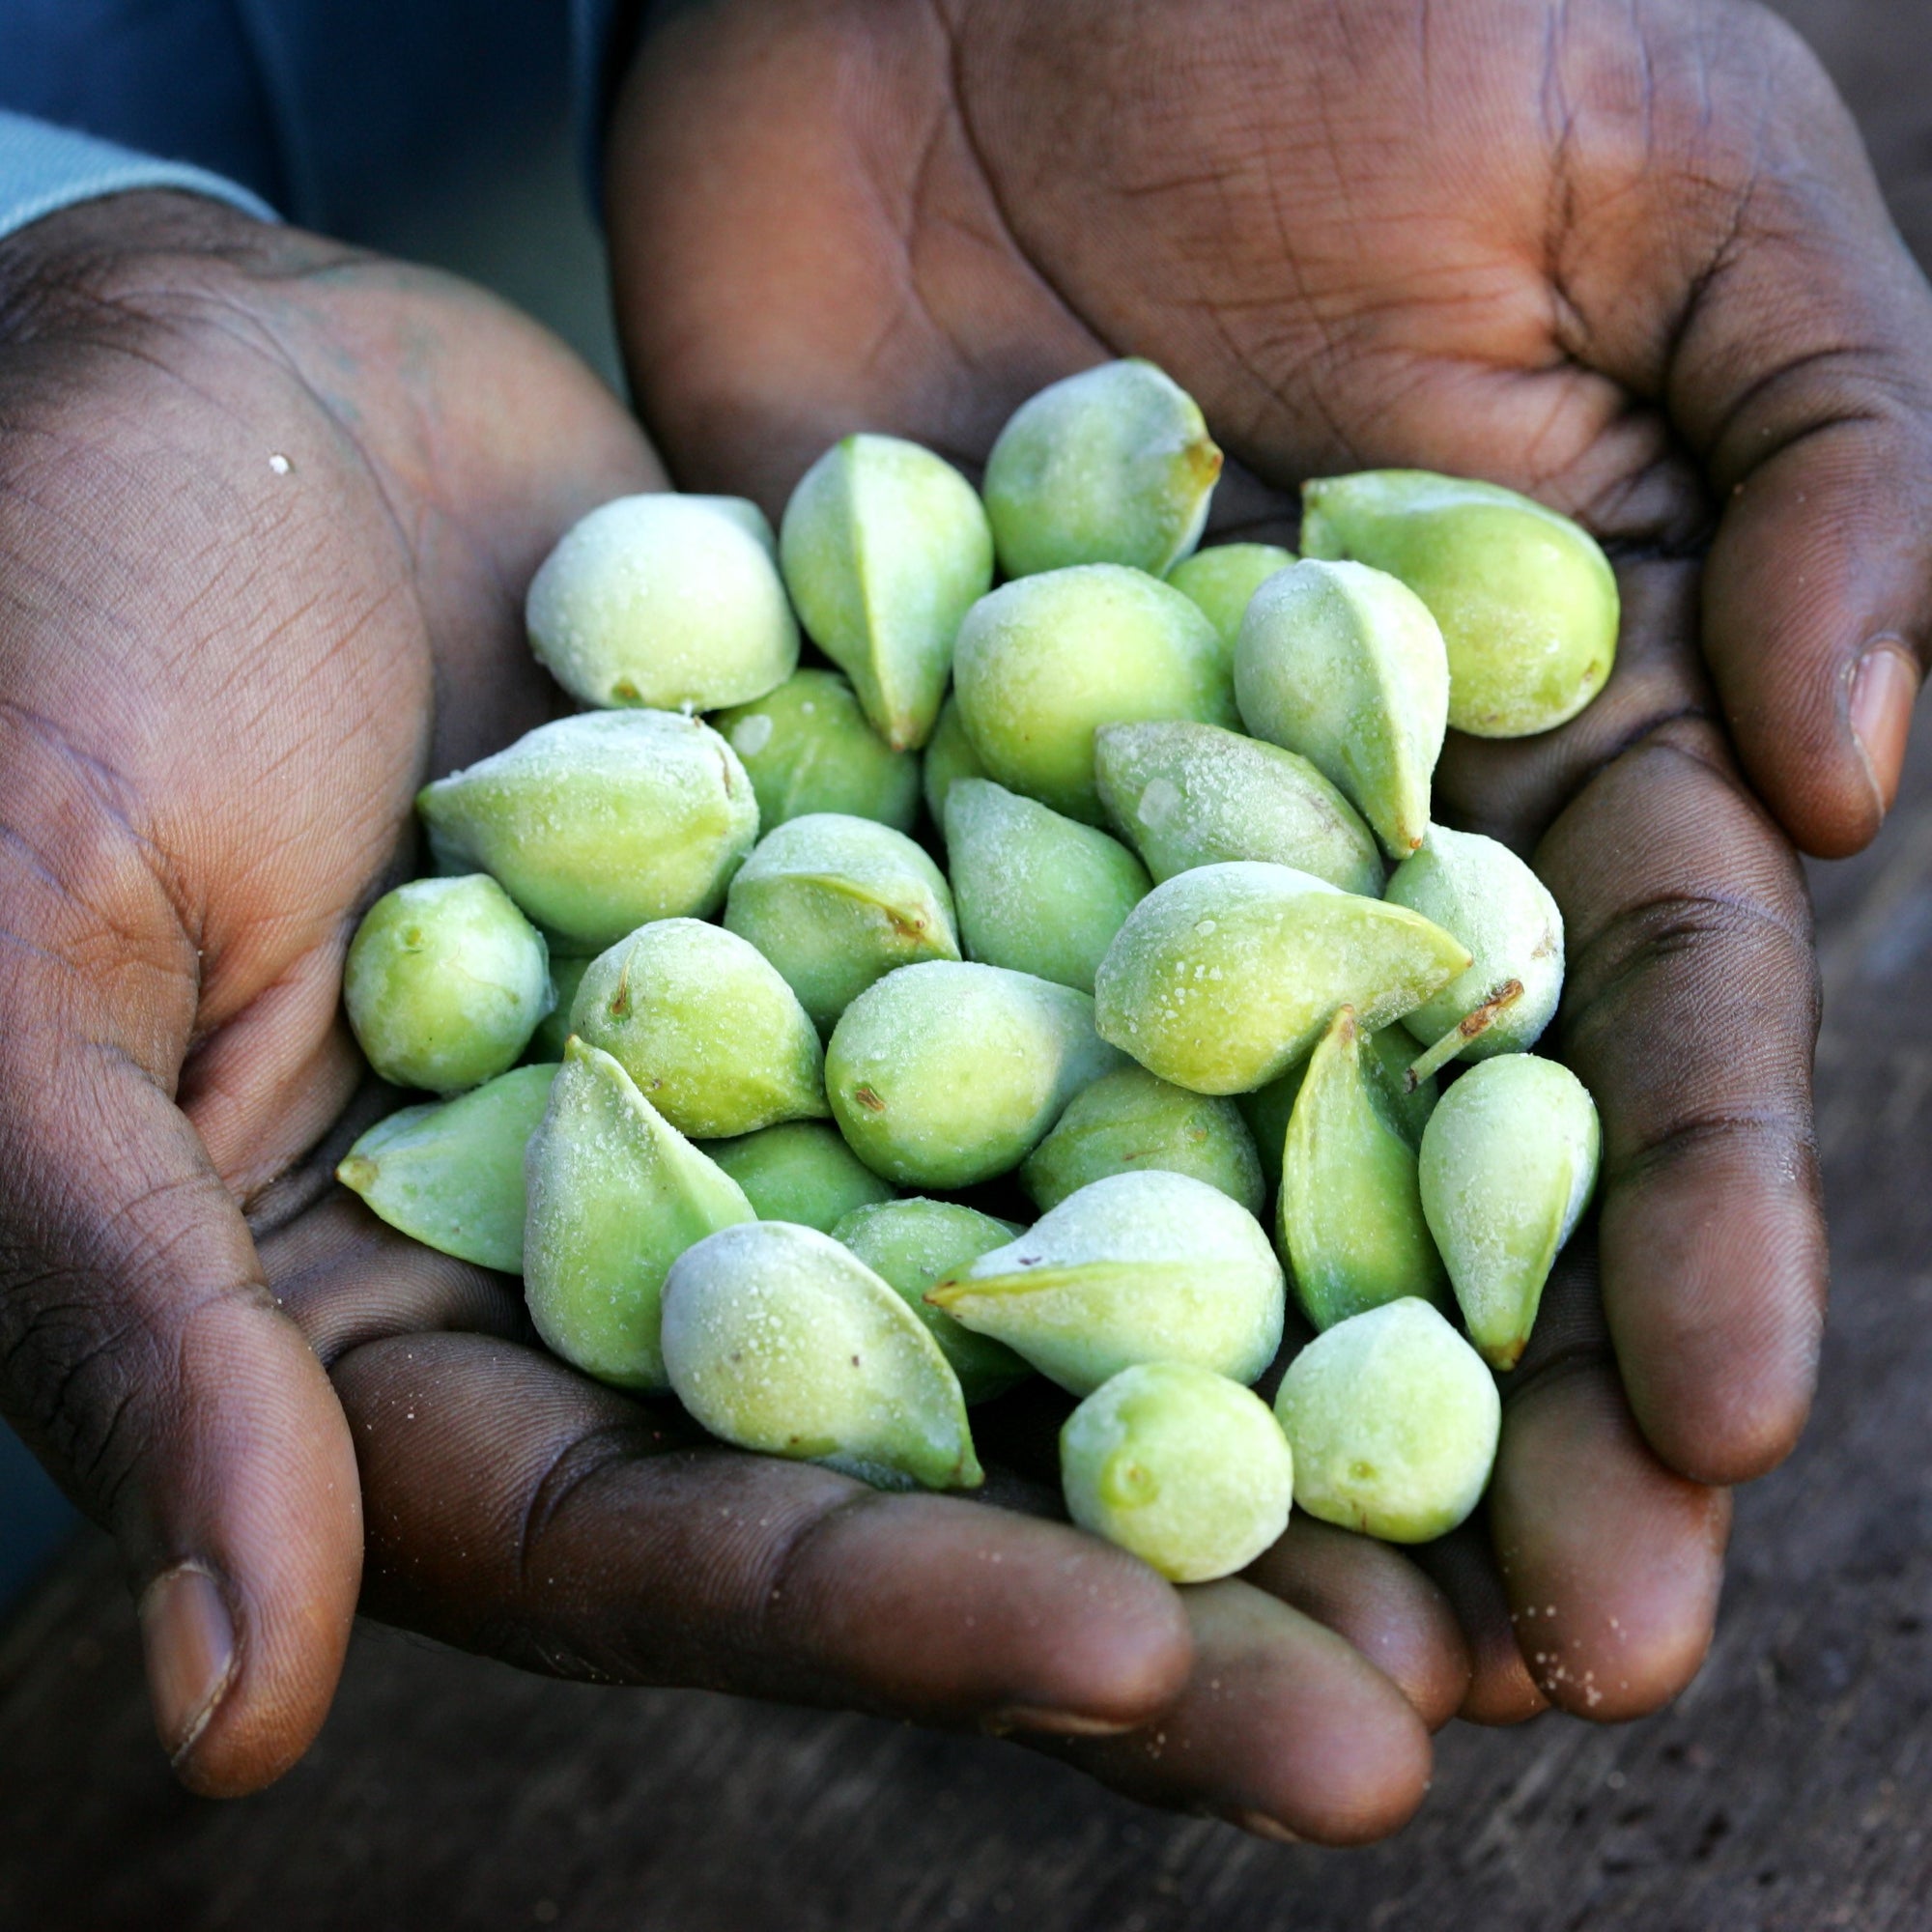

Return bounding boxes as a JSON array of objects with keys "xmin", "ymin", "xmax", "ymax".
[
  {"xmin": 1221, "ymin": 1808, "xmax": 1303, "ymax": 1844},
  {"xmin": 139, "ymin": 1565, "xmax": 237, "ymax": 1762},
  {"xmin": 1850, "ymin": 640, "xmax": 1920, "ymax": 819},
  {"xmin": 984, "ymin": 1704, "xmax": 1137, "ymax": 1739}
]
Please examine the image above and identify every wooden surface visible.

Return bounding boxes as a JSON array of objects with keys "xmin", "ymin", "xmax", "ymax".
[{"xmin": 8, "ymin": 7, "xmax": 1932, "ymax": 1927}]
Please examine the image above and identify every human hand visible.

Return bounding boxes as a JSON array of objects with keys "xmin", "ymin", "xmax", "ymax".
[
  {"xmin": 605, "ymin": 0, "xmax": 1916, "ymax": 1727},
  {"xmin": 0, "ymin": 190, "xmax": 1454, "ymax": 1840}
]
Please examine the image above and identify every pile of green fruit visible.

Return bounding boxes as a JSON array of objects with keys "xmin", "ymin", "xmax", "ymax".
[{"xmin": 336, "ymin": 359, "xmax": 1612, "ymax": 1586}]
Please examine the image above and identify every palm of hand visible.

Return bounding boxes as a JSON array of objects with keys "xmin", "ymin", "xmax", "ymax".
[{"xmin": 605, "ymin": 0, "xmax": 1906, "ymax": 1741}]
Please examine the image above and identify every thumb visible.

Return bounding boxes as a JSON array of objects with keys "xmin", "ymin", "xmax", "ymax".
[
  {"xmin": 1662, "ymin": 18, "xmax": 1932, "ymax": 857},
  {"xmin": 0, "ymin": 791, "xmax": 360, "ymax": 1797}
]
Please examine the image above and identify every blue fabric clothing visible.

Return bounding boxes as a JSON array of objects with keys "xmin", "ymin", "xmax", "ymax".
[
  {"xmin": 0, "ymin": 0, "xmax": 635, "ymax": 245},
  {"xmin": 0, "ymin": 109, "xmax": 276, "ymax": 240}
]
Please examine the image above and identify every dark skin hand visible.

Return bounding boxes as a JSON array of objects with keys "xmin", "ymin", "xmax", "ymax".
[
  {"xmin": 608, "ymin": 0, "xmax": 1932, "ymax": 1741},
  {"xmin": 0, "ymin": 191, "xmax": 1452, "ymax": 1843}
]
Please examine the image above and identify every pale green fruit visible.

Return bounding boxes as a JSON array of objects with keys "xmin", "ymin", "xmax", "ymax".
[
  {"xmin": 922, "ymin": 693, "xmax": 987, "ymax": 827},
  {"xmin": 1166, "ymin": 542, "xmax": 1297, "ymax": 655},
  {"xmin": 724, "ymin": 813, "xmax": 958, "ymax": 1034},
  {"xmin": 1274, "ymin": 1297, "xmax": 1500, "ymax": 1543},
  {"xmin": 1061, "ymin": 1362, "xmax": 1293, "ymax": 1582},
  {"xmin": 780, "ymin": 434, "xmax": 994, "ymax": 751},
  {"xmin": 1279, "ymin": 1009, "xmax": 1447, "ymax": 1330},
  {"xmin": 1300, "ymin": 470, "xmax": 1619, "ymax": 737},
  {"xmin": 344, "ymin": 874, "xmax": 552, "ymax": 1094},
  {"xmin": 701, "ymin": 1121, "xmax": 896, "ymax": 1233},
  {"xmin": 712, "ymin": 669, "xmax": 919, "ymax": 834},
  {"xmin": 337, "ymin": 1063, "xmax": 556, "ymax": 1272},
  {"xmin": 525, "ymin": 952, "xmax": 593, "ymax": 1064},
  {"xmin": 928, "ymin": 1171, "xmax": 1285, "ymax": 1396},
  {"xmin": 1238, "ymin": 1026, "xmax": 1437, "ymax": 1198},
  {"xmin": 945, "ymin": 779, "xmax": 1151, "ymax": 994},
  {"xmin": 1094, "ymin": 862, "xmax": 1471, "ymax": 1094},
  {"xmin": 1234, "ymin": 558, "xmax": 1449, "ymax": 859},
  {"xmin": 418, "ymin": 710, "xmax": 759, "ymax": 951},
  {"xmin": 1418, "ymin": 1055, "xmax": 1600, "ymax": 1371},
  {"xmin": 1021, "ymin": 1065, "xmax": 1263, "ymax": 1216},
  {"xmin": 982, "ymin": 360, "xmax": 1223, "ymax": 579},
  {"xmin": 832, "ymin": 1198, "xmax": 1030, "ymax": 1404},
  {"xmin": 661, "ymin": 1220, "xmax": 982, "ymax": 1490},
  {"xmin": 1386, "ymin": 827, "xmax": 1563, "ymax": 1059},
  {"xmin": 1094, "ymin": 720, "xmax": 1382, "ymax": 895},
  {"xmin": 688, "ymin": 495, "xmax": 778, "ymax": 556},
  {"xmin": 952, "ymin": 564, "xmax": 1239, "ymax": 824},
  {"xmin": 524, "ymin": 1039, "xmax": 755, "ymax": 1390},
  {"xmin": 569, "ymin": 919, "xmax": 826, "ymax": 1139},
  {"xmin": 526, "ymin": 494, "xmax": 798, "ymax": 712},
  {"xmin": 826, "ymin": 962, "xmax": 1125, "ymax": 1188}
]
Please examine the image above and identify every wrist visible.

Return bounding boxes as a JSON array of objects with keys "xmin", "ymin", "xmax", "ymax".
[{"xmin": 0, "ymin": 190, "xmax": 316, "ymax": 351}]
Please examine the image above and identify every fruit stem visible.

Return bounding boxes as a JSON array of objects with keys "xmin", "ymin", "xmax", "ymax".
[{"xmin": 1404, "ymin": 980, "xmax": 1524, "ymax": 1090}]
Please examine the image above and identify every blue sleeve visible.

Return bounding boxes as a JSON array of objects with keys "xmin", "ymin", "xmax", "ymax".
[{"xmin": 0, "ymin": 110, "xmax": 277, "ymax": 248}]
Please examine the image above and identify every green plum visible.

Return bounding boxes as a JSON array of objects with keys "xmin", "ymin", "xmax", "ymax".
[
  {"xmin": 945, "ymin": 779, "xmax": 1150, "ymax": 994},
  {"xmin": 661, "ymin": 1220, "xmax": 981, "ymax": 1491},
  {"xmin": 343, "ymin": 873, "xmax": 552, "ymax": 1094},
  {"xmin": 1062, "ymin": 1362, "xmax": 1293, "ymax": 1582},
  {"xmin": 1300, "ymin": 469, "xmax": 1618, "ymax": 737},
  {"xmin": 526, "ymin": 493, "xmax": 797, "ymax": 712}
]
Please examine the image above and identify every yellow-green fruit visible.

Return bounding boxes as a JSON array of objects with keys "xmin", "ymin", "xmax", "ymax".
[
  {"xmin": 1234, "ymin": 558, "xmax": 1448, "ymax": 859},
  {"xmin": 1238, "ymin": 1026, "xmax": 1438, "ymax": 1198},
  {"xmin": 1094, "ymin": 862, "xmax": 1470, "ymax": 1094},
  {"xmin": 1166, "ymin": 542, "xmax": 1296, "ymax": 657},
  {"xmin": 833, "ymin": 1198, "xmax": 1030, "ymax": 1405},
  {"xmin": 417, "ymin": 710, "xmax": 759, "ymax": 952},
  {"xmin": 825, "ymin": 961, "xmax": 1125, "ymax": 1188},
  {"xmin": 337, "ymin": 1063, "xmax": 557, "ymax": 1272},
  {"xmin": 344, "ymin": 874, "xmax": 553, "ymax": 1094},
  {"xmin": 780, "ymin": 434, "xmax": 994, "ymax": 751},
  {"xmin": 929, "ymin": 1171, "xmax": 1284, "ymax": 1397},
  {"xmin": 1418, "ymin": 1054, "xmax": 1600, "ymax": 1371},
  {"xmin": 1300, "ymin": 470, "xmax": 1618, "ymax": 737},
  {"xmin": 1094, "ymin": 719, "xmax": 1382, "ymax": 896},
  {"xmin": 1274, "ymin": 1297, "xmax": 1499, "ymax": 1543},
  {"xmin": 1386, "ymin": 827, "xmax": 1564, "ymax": 1059},
  {"xmin": 952, "ymin": 564, "xmax": 1239, "ymax": 824},
  {"xmin": 701, "ymin": 1121, "xmax": 896, "ymax": 1232},
  {"xmin": 1021, "ymin": 1065, "xmax": 1263, "ymax": 1216},
  {"xmin": 945, "ymin": 779, "xmax": 1150, "ymax": 995},
  {"xmin": 712, "ymin": 669, "xmax": 920, "ymax": 834},
  {"xmin": 1279, "ymin": 1009, "xmax": 1447, "ymax": 1330},
  {"xmin": 1061, "ymin": 1362, "xmax": 1293, "ymax": 1582},
  {"xmin": 569, "ymin": 919, "xmax": 826, "ymax": 1139},
  {"xmin": 922, "ymin": 693, "xmax": 988, "ymax": 829},
  {"xmin": 526, "ymin": 493, "xmax": 797, "ymax": 712},
  {"xmin": 661, "ymin": 1220, "xmax": 982, "ymax": 1491},
  {"xmin": 523, "ymin": 1039, "xmax": 755, "ymax": 1390},
  {"xmin": 982, "ymin": 359, "xmax": 1223, "ymax": 579},
  {"xmin": 724, "ymin": 813, "xmax": 959, "ymax": 1034}
]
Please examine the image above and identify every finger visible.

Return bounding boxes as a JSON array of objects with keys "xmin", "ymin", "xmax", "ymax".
[
  {"xmin": 1045, "ymin": 1581, "xmax": 1435, "ymax": 1846},
  {"xmin": 1491, "ymin": 1362, "xmax": 1731, "ymax": 1721},
  {"xmin": 1243, "ymin": 1519, "xmax": 1471, "ymax": 1731},
  {"xmin": 1406, "ymin": 1522, "xmax": 1549, "ymax": 1726},
  {"xmin": 259, "ymin": 1193, "xmax": 523, "ymax": 1367},
  {"xmin": 329, "ymin": 1330, "xmax": 1193, "ymax": 1736},
  {"xmin": 1538, "ymin": 717, "xmax": 1826, "ymax": 1485},
  {"xmin": 1596, "ymin": 15, "xmax": 1932, "ymax": 856},
  {"xmin": 0, "ymin": 925, "xmax": 358, "ymax": 1797}
]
